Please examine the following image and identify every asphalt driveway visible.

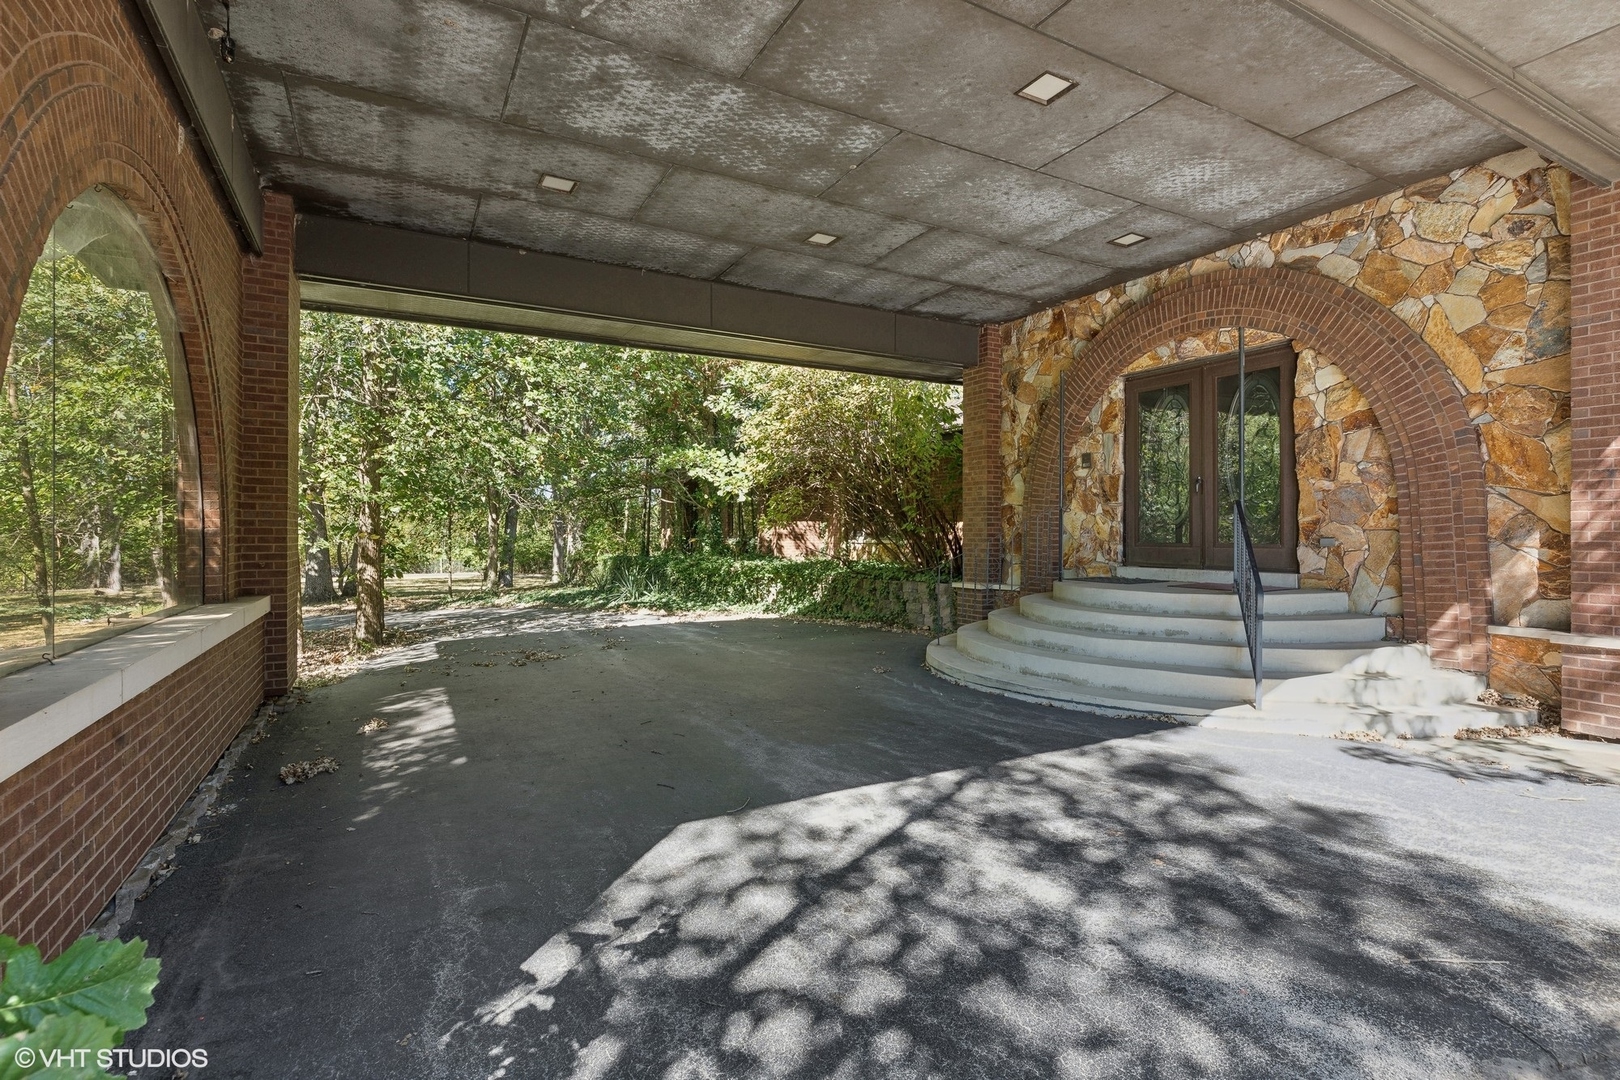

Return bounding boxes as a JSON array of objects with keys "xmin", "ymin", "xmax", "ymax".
[{"xmin": 123, "ymin": 606, "xmax": 1620, "ymax": 1078}]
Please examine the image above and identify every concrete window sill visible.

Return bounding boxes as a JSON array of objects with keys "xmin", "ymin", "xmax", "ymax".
[{"xmin": 0, "ymin": 597, "xmax": 270, "ymax": 785}]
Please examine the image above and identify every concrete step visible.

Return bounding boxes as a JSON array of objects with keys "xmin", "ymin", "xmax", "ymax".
[
  {"xmin": 925, "ymin": 636, "xmax": 1226, "ymax": 719},
  {"xmin": 953, "ymin": 622, "xmax": 1268, "ymax": 703},
  {"xmin": 1018, "ymin": 593, "xmax": 1386, "ymax": 646},
  {"xmin": 985, "ymin": 608, "xmax": 1379, "ymax": 675},
  {"xmin": 928, "ymin": 633, "xmax": 1533, "ymax": 736},
  {"xmin": 1052, "ymin": 578, "xmax": 1351, "ymax": 617},
  {"xmin": 1113, "ymin": 565, "xmax": 1301, "ymax": 589}
]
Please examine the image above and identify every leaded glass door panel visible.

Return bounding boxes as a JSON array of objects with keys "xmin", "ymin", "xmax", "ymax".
[
  {"xmin": 1124, "ymin": 373, "xmax": 1204, "ymax": 568},
  {"xmin": 1123, "ymin": 343, "xmax": 1298, "ymax": 573}
]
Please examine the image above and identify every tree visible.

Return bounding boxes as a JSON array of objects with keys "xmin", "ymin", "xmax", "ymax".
[{"xmin": 742, "ymin": 369, "xmax": 962, "ymax": 569}]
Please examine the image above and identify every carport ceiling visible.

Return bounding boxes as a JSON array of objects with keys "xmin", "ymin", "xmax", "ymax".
[{"xmin": 206, "ymin": 0, "xmax": 1543, "ymax": 324}]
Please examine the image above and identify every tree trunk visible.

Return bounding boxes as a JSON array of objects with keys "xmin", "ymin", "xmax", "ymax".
[
  {"xmin": 5, "ymin": 370, "xmax": 51, "ymax": 630},
  {"xmin": 550, "ymin": 515, "xmax": 566, "ymax": 584},
  {"xmin": 354, "ymin": 448, "xmax": 385, "ymax": 645},
  {"xmin": 150, "ymin": 504, "xmax": 174, "ymax": 608},
  {"xmin": 445, "ymin": 506, "xmax": 454, "ymax": 597},
  {"xmin": 483, "ymin": 485, "xmax": 500, "ymax": 589},
  {"xmin": 303, "ymin": 492, "xmax": 335, "ymax": 603},
  {"xmin": 500, "ymin": 494, "xmax": 517, "ymax": 589},
  {"xmin": 107, "ymin": 538, "xmax": 122, "ymax": 595}
]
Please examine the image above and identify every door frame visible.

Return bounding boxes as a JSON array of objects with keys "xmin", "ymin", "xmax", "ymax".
[{"xmin": 1122, "ymin": 342, "xmax": 1299, "ymax": 573}]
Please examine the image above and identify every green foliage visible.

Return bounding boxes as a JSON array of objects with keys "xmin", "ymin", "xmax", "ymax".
[
  {"xmin": 2, "ymin": 209, "xmax": 186, "ymax": 660},
  {"xmin": 739, "ymin": 368, "xmax": 961, "ymax": 568},
  {"xmin": 590, "ymin": 554, "xmax": 946, "ymax": 626},
  {"xmin": 0, "ymin": 935, "xmax": 160, "ymax": 1078}
]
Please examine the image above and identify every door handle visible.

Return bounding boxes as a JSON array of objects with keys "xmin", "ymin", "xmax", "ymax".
[{"xmin": 1194, "ymin": 475, "xmax": 1203, "ymax": 494}]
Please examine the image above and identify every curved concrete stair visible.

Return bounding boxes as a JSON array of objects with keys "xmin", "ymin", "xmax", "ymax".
[
  {"xmin": 987, "ymin": 608, "xmax": 1378, "ymax": 674},
  {"xmin": 1018, "ymin": 594, "xmax": 1385, "ymax": 646},
  {"xmin": 928, "ymin": 576, "xmax": 1533, "ymax": 737}
]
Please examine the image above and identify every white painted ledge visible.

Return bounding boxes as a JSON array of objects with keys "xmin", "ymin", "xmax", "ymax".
[
  {"xmin": 1489, "ymin": 624, "xmax": 1620, "ymax": 653},
  {"xmin": 0, "ymin": 597, "xmax": 269, "ymax": 786}
]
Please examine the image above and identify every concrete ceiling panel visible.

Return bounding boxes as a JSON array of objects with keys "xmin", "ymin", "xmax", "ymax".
[
  {"xmin": 972, "ymin": 0, "xmax": 1069, "ymax": 24},
  {"xmin": 503, "ymin": 0, "xmax": 798, "ymax": 78},
  {"xmin": 635, "ymin": 169, "xmax": 927, "ymax": 266},
  {"xmin": 1518, "ymin": 26, "xmax": 1620, "ymax": 137},
  {"xmin": 1040, "ymin": 0, "xmax": 1409, "ymax": 137},
  {"xmin": 1298, "ymin": 87, "xmax": 1523, "ymax": 184},
  {"xmin": 503, "ymin": 20, "xmax": 895, "ymax": 195},
  {"xmin": 199, "ymin": 0, "xmax": 525, "ymax": 120},
  {"xmin": 721, "ymin": 248, "xmax": 949, "ymax": 310},
  {"xmin": 260, "ymin": 156, "xmax": 479, "ymax": 237},
  {"xmin": 1407, "ymin": 0, "xmax": 1620, "ymax": 66},
  {"xmin": 222, "ymin": 68, "xmax": 300, "ymax": 158},
  {"xmin": 908, "ymin": 286, "xmax": 1035, "ymax": 323},
  {"xmin": 285, "ymin": 79, "xmax": 667, "ymax": 218},
  {"xmin": 1042, "ymin": 206, "xmax": 1237, "ymax": 270},
  {"xmin": 473, "ymin": 195, "xmax": 748, "ymax": 278},
  {"xmin": 1042, "ymin": 95, "xmax": 1376, "ymax": 230},
  {"xmin": 821, "ymin": 133, "xmax": 1132, "ymax": 247},
  {"xmin": 876, "ymin": 228, "xmax": 1104, "ymax": 298},
  {"xmin": 745, "ymin": 0, "xmax": 1169, "ymax": 169}
]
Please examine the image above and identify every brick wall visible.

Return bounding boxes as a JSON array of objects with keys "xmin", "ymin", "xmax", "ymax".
[
  {"xmin": 237, "ymin": 194, "xmax": 300, "ymax": 695},
  {"xmin": 957, "ymin": 326, "xmax": 1007, "ymax": 624},
  {"xmin": 1566, "ymin": 178, "xmax": 1620, "ymax": 738},
  {"xmin": 0, "ymin": 623, "xmax": 264, "ymax": 958},
  {"xmin": 0, "ymin": 0, "xmax": 296, "ymax": 950}
]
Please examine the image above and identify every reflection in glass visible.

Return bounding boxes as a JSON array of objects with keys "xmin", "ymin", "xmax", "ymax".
[
  {"xmin": 1136, "ymin": 384, "xmax": 1191, "ymax": 545},
  {"xmin": 1217, "ymin": 368, "xmax": 1283, "ymax": 545},
  {"xmin": 1, "ymin": 189, "xmax": 198, "ymax": 676}
]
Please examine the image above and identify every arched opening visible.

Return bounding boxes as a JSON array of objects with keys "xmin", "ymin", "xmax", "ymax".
[
  {"xmin": 1021, "ymin": 267, "xmax": 1490, "ymax": 671},
  {"xmin": 1059, "ymin": 328, "xmax": 1402, "ymax": 616},
  {"xmin": 0, "ymin": 188, "xmax": 204, "ymax": 674}
]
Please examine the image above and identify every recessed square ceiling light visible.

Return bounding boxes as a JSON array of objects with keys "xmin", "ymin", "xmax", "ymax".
[
  {"xmin": 1016, "ymin": 72, "xmax": 1076, "ymax": 106},
  {"xmin": 538, "ymin": 173, "xmax": 578, "ymax": 194},
  {"xmin": 805, "ymin": 232, "xmax": 839, "ymax": 246},
  {"xmin": 1108, "ymin": 232, "xmax": 1150, "ymax": 247}
]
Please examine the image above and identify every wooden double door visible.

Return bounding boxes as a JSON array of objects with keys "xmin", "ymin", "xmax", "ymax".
[{"xmin": 1123, "ymin": 343, "xmax": 1299, "ymax": 573}]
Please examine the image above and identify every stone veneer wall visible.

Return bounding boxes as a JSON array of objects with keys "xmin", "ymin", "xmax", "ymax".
[
  {"xmin": 1059, "ymin": 328, "xmax": 1402, "ymax": 617},
  {"xmin": 1003, "ymin": 149, "xmax": 1572, "ymax": 637}
]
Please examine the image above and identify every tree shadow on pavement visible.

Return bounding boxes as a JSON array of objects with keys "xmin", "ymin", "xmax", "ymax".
[{"xmin": 461, "ymin": 740, "xmax": 1620, "ymax": 1080}]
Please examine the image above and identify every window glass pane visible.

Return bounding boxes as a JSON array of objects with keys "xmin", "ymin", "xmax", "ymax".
[
  {"xmin": 1, "ymin": 189, "xmax": 199, "ymax": 677},
  {"xmin": 1217, "ymin": 368, "xmax": 1284, "ymax": 545},
  {"xmin": 1136, "ymin": 383, "xmax": 1192, "ymax": 545}
]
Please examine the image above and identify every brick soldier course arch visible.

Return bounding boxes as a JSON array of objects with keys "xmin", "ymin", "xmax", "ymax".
[
  {"xmin": 0, "ymin": 28, "xmax": 241, "ymax": 602},
  {"xmin": 1017, "ymin": 266, "xmax": 1491, "ymax": 673}
]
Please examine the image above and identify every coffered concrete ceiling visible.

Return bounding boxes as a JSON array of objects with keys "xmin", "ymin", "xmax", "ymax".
[{"xmin": 200, "ymin": 0, "xmax": 1616, "ymax": 325}]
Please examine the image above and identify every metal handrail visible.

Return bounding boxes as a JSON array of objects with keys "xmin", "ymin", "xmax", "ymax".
[
  {"xmin": 1234, "ymin": 326, "xmax": 1264, "ymax": 706},
  {"xmin": 1234, "ymin": 501, "xmax": 1265, "ymax": 707}
]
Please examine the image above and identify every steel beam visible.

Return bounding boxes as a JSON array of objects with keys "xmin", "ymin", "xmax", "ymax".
[
  {"xmin": 295, "ymin": 216, "xmax": 979, "ymax": 382},
  {"xmin": 129, "ymin": 0, "xmax": 264, "ymax": 250}
]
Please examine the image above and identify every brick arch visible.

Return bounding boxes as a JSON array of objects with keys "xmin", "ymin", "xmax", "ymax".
[
  {"xmin": 1020, "ymin": 266, "xmax": 1490, "ymax": 672},
  {"xmin": 0, "ymin": 31, "xmax": 237, "ymax": 601}
]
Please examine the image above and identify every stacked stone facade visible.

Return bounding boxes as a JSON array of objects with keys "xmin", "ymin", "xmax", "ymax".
[{"xmin": 1001, "ymin": 149, "xmax": 1571, "ymax": 640}]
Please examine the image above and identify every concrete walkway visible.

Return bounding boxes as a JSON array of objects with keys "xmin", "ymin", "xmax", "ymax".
[{"xmin": 125, "ymin": 607, "xmax": 1620, "ymax": 1078}]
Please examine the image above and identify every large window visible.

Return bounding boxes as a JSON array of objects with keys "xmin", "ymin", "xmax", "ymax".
[{"xmin": 1, "ymin": 189, "xmax": 201, "ymax": 676}]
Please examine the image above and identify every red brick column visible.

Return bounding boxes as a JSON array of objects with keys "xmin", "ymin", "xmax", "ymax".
[
  {"xmin": 237, "ymin": 193, "xmax": 300, "ymax": 695},
  {"xmin": 1566, "ymin": 179, "xmax": 1620, "ymax": 739},
  {"xmin": 957, "ymin": 325, "xmax": 1006, "ymax": 624}
]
